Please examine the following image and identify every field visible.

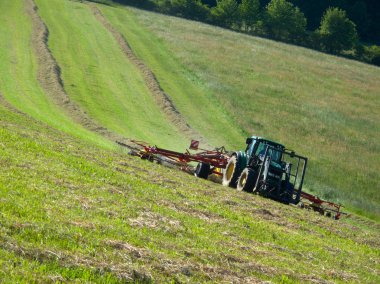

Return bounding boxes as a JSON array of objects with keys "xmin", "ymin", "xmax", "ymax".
[
  {"xmin": 1, "ymin": 97, "xmax": 379, "ymax": 283},
  {"xmin": 97, "ymin": 4, "xmax": 380, "ymax": 218},
  {"xmin": 0, "ymin": 0, "xmax": 379, "ymax": 282}
]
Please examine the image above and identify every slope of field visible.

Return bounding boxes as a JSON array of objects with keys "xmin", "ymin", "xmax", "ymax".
[
  {"xmin": 2, "ymin": 0, "xmax": 378, "ymax": 218},
  {"xmin": 0, "ymin": 103, "xmax": 379, "ymax": 283},
  {"xmin": 97, "ymin": 4, "xmax": 244, "ymax": 148},
  {"xmin": 32, "ymin": 0, "xmax": 196, "ymax": 150},
  {"xmin": 98, "ymin": 4, "xmax": 380, "ymax": 219},
  {"xmin": 0, "ymin": 0, "xmax": 379, "ymax": 282},
  {"xmin": 0, "ymin": 0, "xmax": 111, "ymax": 148}
]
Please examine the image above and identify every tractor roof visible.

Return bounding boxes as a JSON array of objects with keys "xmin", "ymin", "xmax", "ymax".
[{"xmin": 251, "ymin": 136, "xmax": 285, "ymax": 148}]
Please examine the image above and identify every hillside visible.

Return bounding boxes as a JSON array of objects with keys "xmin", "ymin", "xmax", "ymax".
[
  {"xmin": 1, "ymin": 91, "xmax": 380, "ymax": 283},
  {"xmin": 97, "ymin": 3, "xmax": 380, "ymax": 219},
  {"xmin": 1, "ymin": 0, "xmax": 379, "ymax": 217},
  {"xmin": 0, "ymin": 0, "xmax": 379, "ymax": 282}
]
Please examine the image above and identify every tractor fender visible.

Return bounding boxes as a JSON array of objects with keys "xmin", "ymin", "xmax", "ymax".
[{"xmin": 233, "ymin": 151, "xmax": 248, "ymax": 174}]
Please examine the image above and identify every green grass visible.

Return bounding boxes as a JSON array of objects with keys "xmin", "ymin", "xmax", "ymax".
[
  {"xmin": 3, "ymin": 0, "xmax": 378, "ymax": 218},
  {"xmin": 0, "ymin": 0, "xmax": 111, "ymax": 149},
  {"xmin": 0, "ymin": 0, "xmax": 379, "ymax": 281},
  {"xmin": 34, "ymin": 0, "xmax": 188, "ymax": 150},
  {"xmin": 98, "ymin": 5, "xmax": 244, "ymax": 148},
  {"xmin": 0, "ymin": 104, "xmax": 379, "ymax": 283},
  {"xmin": 99, "ymin": 4, "xmax": 380, "ymax": 219}
]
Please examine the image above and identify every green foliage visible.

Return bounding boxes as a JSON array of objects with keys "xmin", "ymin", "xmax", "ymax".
[
  {"xmin": 155, "ymin": 0, "xmax": 172, "ymax": 13},
  {"xmin": 265, "ymin": 0, "xmax": 307, "ymax": 41},
  {"xmin": 281, "ymin": 1, "xmax": 378, "ymax": 43},
  {"xmin": 239, "ymin": 0, "xmax": 260, "ymax": 32},
  {"xmin": 170, "ymin": 0, "xmax": 210, "ymax": 20},
  {"xmin": 362, "ymin": 45, "xmax": 380, "ymax": 66},
  {"xmin": 306, "ymin": 30, "xmax": 323, "ymax": 50},
  {"xmin": 147, "ymin": 0, "xmax": 377, "ymax": 65},
  {"xmin": 318, "ymin": 7, "xmax": 358, "ymax": 54},
  {"xmin": 211, "ymin": 0, "xmax": 239, "ymax": 27}
]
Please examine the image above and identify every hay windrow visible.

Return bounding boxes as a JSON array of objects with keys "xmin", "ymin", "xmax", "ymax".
[
  {"xmin": 90, "ymin": 5, "xmax": 209, "ymax": 147},
  {"xmin": 25, "ymin": 0, "xmax": 124, "ymax": 143},
  {"xmin": 0, "ymin": 92, "xmax": 25, "ymax": 115}
]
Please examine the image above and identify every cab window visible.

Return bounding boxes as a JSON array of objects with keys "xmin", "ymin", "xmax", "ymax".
[{"xmin": 256, "ymin": 142, "xmax": 282, "ymax": 162}]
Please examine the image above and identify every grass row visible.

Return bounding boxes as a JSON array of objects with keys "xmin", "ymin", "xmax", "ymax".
[
  {"xmin": 0, "ymin": 0, "xmax": 111, "ymax": 149},
  {"xmin": 98, "ymin": 4, "xmax": 244, "ymax": 148},
  {"xmin": 0, "ymin": 103, "xmax": 379, "ymax": 283},
  {"xmin": 34, "ymin": 0, "xmax": 188, "ymax": 150}
]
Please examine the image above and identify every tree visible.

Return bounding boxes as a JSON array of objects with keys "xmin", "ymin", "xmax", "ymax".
[
  {"xmin": 318, "ymin": 7, "xmax": 358, "ymax": 54},
  {"xmin": 265, "ymin": 0, "xmax": 307, "ymax": 41},
  {"xmin": 240, "ymin": 0, "xmax": 261, "ymax": 32},
  {"xmin": 211, "ymin": 0, "xmax": 239, "ymax": 28},
  {"xmin": 170, "ymin": 0, "xmax": 210, "ymax": 20}
]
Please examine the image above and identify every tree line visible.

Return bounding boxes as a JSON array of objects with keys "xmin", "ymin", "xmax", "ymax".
[{"xmin": 96, "ymin": 0, "xmax": 380, "ymax": 66}]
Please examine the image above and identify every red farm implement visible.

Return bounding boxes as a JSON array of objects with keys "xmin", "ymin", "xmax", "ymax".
[{"xmin": 117, "ymin": 140, "xmax": 229, "ymax": 175}]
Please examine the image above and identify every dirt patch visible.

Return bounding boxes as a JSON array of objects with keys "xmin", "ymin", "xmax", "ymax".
[
  {"xmin": 103, "ymin": 239, "xmax": 147, "ymax": 259},
  {"xmin": 128, "ymin": 211, "xmax": 183, "ymax": 233},
  {"xmin": 89, "ymin": 5, "xmax": 209, "ymax": 147},
  {"xmin": 25, "ymin": 0, "xmax": 124, "ymax": 143}
]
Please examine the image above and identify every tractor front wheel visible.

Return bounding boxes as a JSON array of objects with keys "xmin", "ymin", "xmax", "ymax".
[
  {"xmin": 222, "ymin": 156, "xmax": 240, "ymax": 188},
  {"xmin": 194, "ymin": 162, "xmax": 210, "ymax": 179},
  {"xmin": 237, "ymin": 168, "xmax": 257, "ymax": 192}
]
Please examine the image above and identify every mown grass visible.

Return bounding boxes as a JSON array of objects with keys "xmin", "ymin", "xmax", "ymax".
[
  {"xmin": 98, "ymin": 4, "xmax": 244, "ymax": 148},
  {"xmin": 0, "ymin": 0, "xmax": 379, "ymax": 281},
  {"xmin": 100, "ymin": 4, "xmax": 380, "ymax": 219},
  {"xmin": 34, "ymin": 0, "xmax": 188, "ymax": 150},
  {"xmin": 0, "ymin": 0, "xmax": 111, "ymax": 149},
  {"xmin": 0, "ymin": 103, "xmax": 379, "ymax": 283},
  {"xmin": 4, "ymin": 0, "xmax": 377, "ymax": 218}
]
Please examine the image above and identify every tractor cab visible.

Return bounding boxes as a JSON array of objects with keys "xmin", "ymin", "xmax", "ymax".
[{"xmin": 245, "ymin": 136, "xmax": 284, "ymax": 164}]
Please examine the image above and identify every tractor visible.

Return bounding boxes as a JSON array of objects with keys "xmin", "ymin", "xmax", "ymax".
[
  {"xmin": 220, "ymin": 136, "xmax": 308, "ymax": 205},
  {"xmin": 121, "ymin": 137, "xmax": 343, "ymax": 218}
]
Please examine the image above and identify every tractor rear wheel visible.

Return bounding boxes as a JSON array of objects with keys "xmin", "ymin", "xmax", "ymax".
[
  {"xmin": 194, "ymin": 162, "xmax": 210, "ymax": 179},
  {"xmin": 222, "ymin": 156, "xmax": 240, "ymax": 188},
  {"xmin": 237, "ymin": 168, "xmax": 257, "ymax": 192}
]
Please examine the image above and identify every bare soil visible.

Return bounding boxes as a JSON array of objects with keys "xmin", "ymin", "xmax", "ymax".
[
  {"xmin": 26, "ymin": 0, "xmax": 125, "ymax": 143},
  {"xmin": 90, "ymin": 5, "xmax": 209, "ymax": 147}
]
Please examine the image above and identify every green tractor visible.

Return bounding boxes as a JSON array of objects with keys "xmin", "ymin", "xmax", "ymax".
[{"xmin": 222, "ymin": 136, "xmax": 308, "ymax": 205}]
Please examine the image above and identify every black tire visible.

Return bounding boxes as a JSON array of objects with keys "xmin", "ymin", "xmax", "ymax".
[
  {"xmin": 237, "ymin": 168, "xmax": 257, "ymax": 192},
  {"xmin": 222, "ymin": 156, "xmax": 241, "ymax": 188},
  {"xmin": 194, "ymin": 162, "xmax": 210, "ymax": 179}
]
